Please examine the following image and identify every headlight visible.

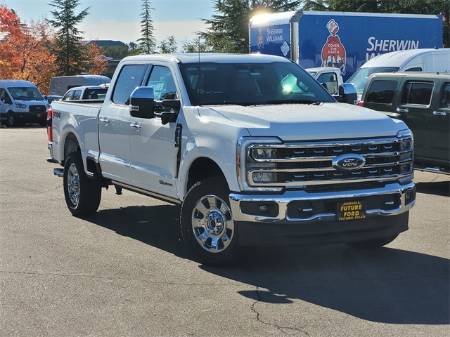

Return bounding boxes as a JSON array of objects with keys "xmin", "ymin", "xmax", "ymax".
[
  {"xmin": 237, "ymin": 137, "xmax": 282, "ymax": 191},
  {"xmin": 397, "ymin": 129, "xmax": 414, "ymax": 152},
  {"xmin": 15, "ymin": 103, "xmax": 27, "ymax": 109}
]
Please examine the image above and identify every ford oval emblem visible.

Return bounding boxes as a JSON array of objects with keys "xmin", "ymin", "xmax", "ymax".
[{"xmin": 333, "ymin": 154, "xmax": 366, "ymax": 171}]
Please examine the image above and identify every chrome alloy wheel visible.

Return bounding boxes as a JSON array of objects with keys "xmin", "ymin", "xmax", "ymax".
[
  {"xmin": 191, "ymin": 195, "xmax": 234, "ymax": 253},
  {"xmin": 67, "ymin": 162, "xmax": 81, "ymax": 208}
]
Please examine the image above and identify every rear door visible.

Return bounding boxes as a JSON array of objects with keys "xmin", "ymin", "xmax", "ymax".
[
  {"xmin": 398, "ymin": 79, "xmax": 435, "ymax": 161},
  {"xmin": 428, "ymin": 80, "xmax": 450, "ymax": 164},
  {"xmin": 98, "ymin": 63, "xmax": 149, "ymax": 183}
]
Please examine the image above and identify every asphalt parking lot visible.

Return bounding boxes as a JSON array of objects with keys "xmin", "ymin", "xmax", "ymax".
[{"xmin": 0, "ymin": 127, "xmax": 449, "ymax": 337}]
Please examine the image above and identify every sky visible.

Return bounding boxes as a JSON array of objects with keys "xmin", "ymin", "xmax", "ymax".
[{"xmin": 4, "ymin": 0, "xmax": 215, "ymax": 44}]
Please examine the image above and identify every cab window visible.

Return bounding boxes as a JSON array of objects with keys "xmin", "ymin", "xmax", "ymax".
[
  {"xmin": 146, "ymin": 66, "xmax": 178, "ymax": 100},
  {"xmin": 440, "ymin": 83, "xmax": 450, "ymax": 109},
  {"xmin": 72, "ymin": 90, "xmax": 82, "ymax": 100},
  {"xmin": 316, "ymin": 72, "xmax": 338, "ymax": 95},
  {"xmin": 62, "ymin": 90, "xmax": 74, "ymax": 101},
  {"xmin": 366, "ymin": 80, "xmax": 397, "ymax": 105},
  {"xmin": 401, "ymin": 81, "xmax": 434, "ymax": 106},
  {"xmin": 112, "ymin": 64, "xmax": 148, "ymax": 105}
]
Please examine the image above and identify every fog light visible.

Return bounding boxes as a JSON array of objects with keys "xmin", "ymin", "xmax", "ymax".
[
  {"xmin": 240, "ymin": 201, "xmax": 278, "ymax": 217},
  {"xmin": 405, "ymin": 188, "xmax": 416, "ymax": 205}
]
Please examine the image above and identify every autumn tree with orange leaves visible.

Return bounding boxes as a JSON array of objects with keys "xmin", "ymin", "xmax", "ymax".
[
  {"xmin": 0, "ymin": 6, "xmax": 57, "ymax": 93},
  {"xmin": 0, "ymin": 5, "xmax": 107, "ymax": 94}
]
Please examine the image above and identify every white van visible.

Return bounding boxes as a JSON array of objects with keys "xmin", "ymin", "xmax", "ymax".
[
  {"xmin": 347, "ymin": 48, "xmax": 450, "ymax": 98},
  {"xmin": 0, "ymin": 80, "xmax": 48, "ymax": 127}
]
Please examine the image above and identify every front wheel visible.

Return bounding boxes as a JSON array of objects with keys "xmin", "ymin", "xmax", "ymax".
[
  {"xmin": 347, "ymin": 234, "xmax": 398, "ymax": 249},
  {"xmin": 63, "ymin": 152, "xmax": 101, "ymax": 217},
  {"xmin": 181, "ymin": 177, "xmax": 239, "ymax": 266}
]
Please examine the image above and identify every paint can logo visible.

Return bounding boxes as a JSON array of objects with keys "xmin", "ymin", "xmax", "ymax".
[{"xmin": 321, "ymin": 19, "xmax": 347, "ymax": 74}]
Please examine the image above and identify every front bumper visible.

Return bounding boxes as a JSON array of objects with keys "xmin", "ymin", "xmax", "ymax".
[{"xmin": 229, "ymin": 181, "xmax": 415, "ymax": 246}]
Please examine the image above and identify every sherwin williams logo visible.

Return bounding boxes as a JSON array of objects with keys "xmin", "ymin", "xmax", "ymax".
[
  {"xmin": 333, "ymin": 154, "xmax": 366, "ymax": 171},
  {"xmin": 321, "ymin": 19, "xmax": 347, "ymax": 75},
  {"xmin": 257, "ymin": 28, "xmax": 265, "ymax": 49}
]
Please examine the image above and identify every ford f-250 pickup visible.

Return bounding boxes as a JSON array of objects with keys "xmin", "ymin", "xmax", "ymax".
[{"xmin": 48, "ymin": 54, "xmax": 416, "ymax": 265}]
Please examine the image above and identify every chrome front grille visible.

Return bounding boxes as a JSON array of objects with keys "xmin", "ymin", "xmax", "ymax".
[{"xmin": 246, "ymin": 137, "xmax": 413, "ymax": 187}]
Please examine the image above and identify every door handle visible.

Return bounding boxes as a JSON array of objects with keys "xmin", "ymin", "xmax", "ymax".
[
  {"xmin": 130, "ymin": 122, "xmax": 142, "ymax": 129},
  {"xmin": 396, "ymin": 107, "xmax": 409, "ymax": 113},
  {"xmin": 432, "ymin": 110, "xmax": 448, "ymax": 116},
  {"xmin": 99, "ymin": 117, "xmax": 110, "ymax": 124}
]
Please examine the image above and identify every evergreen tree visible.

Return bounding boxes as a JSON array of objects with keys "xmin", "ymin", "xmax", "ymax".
[
  {"xmin": 48, "ymin": 0, "xmax": 89, "ymax": 75},
  {"xmin": 158, "ymin": 36, "xmax": 178, "ymax": 53},
  {"xmin": 138, "ymin": 0, "xmax": 156, "ymax": 54},
  {"xmin": 202, "ymin": 0, "xmax": 300, "ymax": 53}
]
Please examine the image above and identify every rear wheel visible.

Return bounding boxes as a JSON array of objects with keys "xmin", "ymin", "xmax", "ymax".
[
  {"xmin": 181, "ymin": 177, "xmax": 238, "ymax": 266},
  {"xmin": 6, "ymin": 113, "xmax": 14, "ymax": 127},
  {"xmin": 63, "ymin": 152, "xmax": 101, "ymax": 216},
  {"xmin": 347, "ymin": 234, "xmax": 398, "ymax": 249}
]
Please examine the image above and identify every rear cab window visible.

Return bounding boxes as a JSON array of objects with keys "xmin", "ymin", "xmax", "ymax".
[{"xmin": 401, "ymin": 81, "xmax": 434, "ymax": 106}]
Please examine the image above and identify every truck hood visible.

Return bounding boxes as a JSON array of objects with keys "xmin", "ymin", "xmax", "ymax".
[{"xmin": 203, "ymin": 103, "xmax": 406, "ymax": 141}]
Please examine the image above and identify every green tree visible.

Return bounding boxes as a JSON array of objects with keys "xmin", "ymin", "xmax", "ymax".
[
  {"xmin": 303, "ymin": 0, "xmax": 449, "ymax": 47},
  {"xmin": 158, "ymin": 35, "xmax": 178, "ymax": 53},
  {"xmin": 48, "ymin": 0, "xmax": 89, "ymax": 75},
  {"xmin": 182, "ymin": 37, "xmax": 212, "ymax": 53},
  {"xmin": 202, "ymin": 0, "xmax": 300, "ymax": 53},
  {"xmin": 138, "ymin": 0, "xmax": 156, "ymax": 54}
]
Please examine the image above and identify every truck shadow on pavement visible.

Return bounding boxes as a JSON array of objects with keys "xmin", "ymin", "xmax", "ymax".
[
  {"xmin": 415, "ymin": 180, "xmax": 450, "ymax": 197},
  {"xmin": 89, "ymin": 205, "xmax": 449, "ymax": 326}
]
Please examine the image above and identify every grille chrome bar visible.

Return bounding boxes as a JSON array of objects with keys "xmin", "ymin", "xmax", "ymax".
[{"xmin": 246, "ymin": 137, "xmax": 413, "ymax": 187}]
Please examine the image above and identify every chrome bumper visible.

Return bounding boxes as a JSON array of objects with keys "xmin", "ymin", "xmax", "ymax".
[{"xmin": 229, "ymin": 181, "xmax": 415, "ymax": 223}]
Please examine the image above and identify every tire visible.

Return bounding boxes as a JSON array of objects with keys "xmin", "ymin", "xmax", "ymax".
[
  {"xmin": 63, "ymin": 152, "xmax": 101, "ymax": 217},
  {"xmin": 180, "ymin": 177, "xmax": 239, "ymax": 266},
  {"xmin": 347, "ymin": 234, "xmax": 398, "ymax": 249},
  {"xmin": 6, "ymin": 113, "xmax": 14, "ymax": 127}
]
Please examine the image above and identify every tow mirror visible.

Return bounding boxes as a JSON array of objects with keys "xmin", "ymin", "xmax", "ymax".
[
  {"xmin": 155, "ymin": 98, "xmax": 181, "ymax": 125},
  {"xmin": 129, "ymin": 87, "xmax": 155, "ymax": 119},
  {"xmin": 338, "ymin": 83, "xmax": 357, "ymax": 104}
]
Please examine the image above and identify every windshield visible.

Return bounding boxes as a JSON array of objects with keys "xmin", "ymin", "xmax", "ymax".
[
  {"xmin": 8, "ymin": 86, "xmax": 44, "ymax": 101},
  {"xmin": 180, "ymin": 62, "xmax": 335, "ymax": 106},
  {"xmin": 347, "ymin": 67, "xmax": 399, "ymax": 94}
]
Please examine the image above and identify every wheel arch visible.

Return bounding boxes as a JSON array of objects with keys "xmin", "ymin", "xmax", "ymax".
[{"xmin": 184, "ymin": 157, "xmax": 229, "ymax": 198}]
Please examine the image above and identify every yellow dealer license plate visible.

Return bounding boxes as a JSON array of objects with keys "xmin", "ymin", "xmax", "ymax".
[{"xmin": 338, "ymin": 200, "xmax": 366, "ymax": 221}]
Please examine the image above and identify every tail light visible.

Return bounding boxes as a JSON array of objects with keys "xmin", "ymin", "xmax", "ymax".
[
  {"xmin": 47, "ymin": 106, "xmax": 53, "ymax": 142},
  {"xmin": 357, "ymin": 100, "xmax": 365, "ymax": 107}
]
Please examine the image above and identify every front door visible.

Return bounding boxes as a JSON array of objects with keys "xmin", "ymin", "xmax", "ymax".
[
  {"xmin": 397, "ymin": 80, "xmax": 435, "ymax": 161},
  {"xmin": 98, "ymin": 63, "xmax": 149, "ymax": 183},
  {"xmin": 129, "ymin": 64, "xmax": 180, "ymax": 198}
]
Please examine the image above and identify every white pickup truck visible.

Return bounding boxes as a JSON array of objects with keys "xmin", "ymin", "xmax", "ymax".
[{"xmin": 49, "ymin": 54, "xmax": 416, "ymax": 265}]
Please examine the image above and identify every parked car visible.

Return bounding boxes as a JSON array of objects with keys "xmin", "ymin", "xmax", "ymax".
[
  {"xmin": 360, "ymin": 72, "xmax": 449, "ymax": 174},
  {"xmin": 48, "ymin": 53, "xmax": 416, "ymax": 265},
  {"xmin": 306, "ymin": 67, "xmax": 343, "ymax": 96},
  {"xmin": 49, "ymin": 75, "xmax": 111, "ymax": 96},
  {"xmin": 249, "ymin": 10, "xmax": 443, "ymax": 80},
  {"xmin": 61, "ymin": 85, "xmax": 108, "ymax": 102},
  {"xmin": 348, "ymin": 48, "xmax": 450, "ymax": 100},
  {"xmin": 0, "ymin": 80, "xmax": 48, "ymax": 127}
]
